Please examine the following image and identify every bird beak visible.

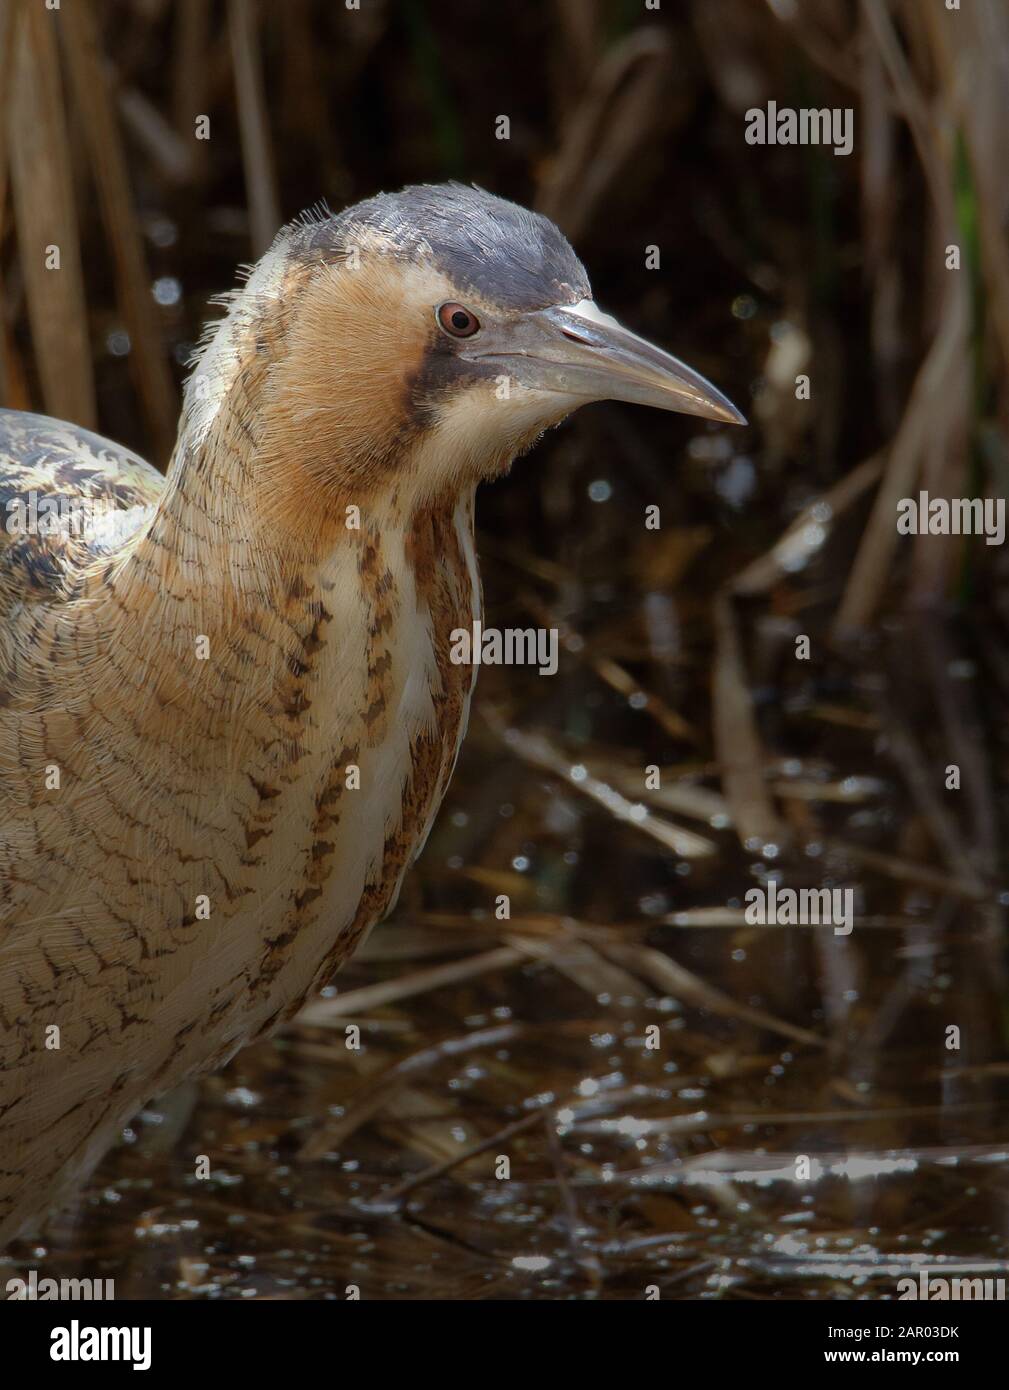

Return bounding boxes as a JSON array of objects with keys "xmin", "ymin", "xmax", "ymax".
[{"xmin": 466, "ymin": 297, "xmax": 746, "ymax": 425}]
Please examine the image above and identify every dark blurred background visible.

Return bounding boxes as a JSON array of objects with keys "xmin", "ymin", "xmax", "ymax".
[{"xmin": 2, "ymin": 0, "xmax": 1009, "ymax": 1299}]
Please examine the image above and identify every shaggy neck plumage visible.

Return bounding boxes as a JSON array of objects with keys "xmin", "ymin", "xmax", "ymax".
[{"xmin": 99, "ymin": 244, "xmax": 476, "ymax": 697}]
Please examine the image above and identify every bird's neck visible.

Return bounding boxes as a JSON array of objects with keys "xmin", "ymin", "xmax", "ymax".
[
  {"xmin": 121, "ymin": 349, "xmax": 447, "ymax": 630},
  {"xmin": 97, "ymin": 370, "xmax": 478, "ymax": 745}
]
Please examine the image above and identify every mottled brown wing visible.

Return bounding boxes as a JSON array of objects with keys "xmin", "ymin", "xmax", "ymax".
[
  {"xmin": 0, "ymin": 407, "xmax": 165, "ymax": 614},
  {"xmin": 0, "ymin": 411, "xmax": 168, "ymax": 1241}
]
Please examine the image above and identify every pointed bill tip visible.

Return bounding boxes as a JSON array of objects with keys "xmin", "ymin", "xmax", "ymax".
[
  {"xmin": 534, "ymin": 301, "xmax": 749, "ymax": 426},
  {"xmin": 707, "ymin": 395, "xmax": 748, "ymax": 427}
]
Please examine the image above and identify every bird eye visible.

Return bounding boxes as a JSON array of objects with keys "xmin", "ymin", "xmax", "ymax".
[{"xmin": 437, "ymin": 302, "xmax": 480, "ymax": 338}]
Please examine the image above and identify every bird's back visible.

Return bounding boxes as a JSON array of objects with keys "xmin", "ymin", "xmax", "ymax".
[
  {"xmin": 0, "ymin": 408, "xmax": 164, "ymax": 616},
  {"xmin": 0, "ymin": 411, "xmax": 170, "ymax": 1239},
  {"xmin": 0, "ymin": 405, "xmax": 167, "ymax": 909}
]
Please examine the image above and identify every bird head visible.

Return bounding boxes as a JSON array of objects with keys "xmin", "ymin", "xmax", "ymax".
[{"xmin": 188, "ymin": 182, "xmax": 745, "ymax": 517}]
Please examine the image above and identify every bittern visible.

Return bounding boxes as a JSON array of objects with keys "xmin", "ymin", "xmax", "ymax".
[{"xmin": 0, "ymin": 182, "xmax": 743, "ymax": 1246}]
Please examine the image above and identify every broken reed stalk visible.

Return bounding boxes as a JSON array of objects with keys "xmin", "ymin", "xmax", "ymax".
[
  {"xmin": 59, "ymin": 0, "xmax": 179, "ymax": 463},
  {"xmin": 8, "ymin": 0, "xmax": 94, "ymax": 427},
  {"xmin": 227, "ymin": 0, "xmax": 280, "ymax": 258},
  {"xmin": 0, "ymin": 0, "xmax": 19, "ymax": 404}
]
